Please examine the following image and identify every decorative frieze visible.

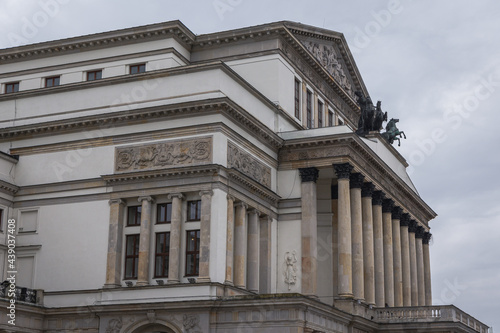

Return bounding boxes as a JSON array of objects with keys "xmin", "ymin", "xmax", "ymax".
[
  {"xmin": 115, "ymin": 137, "xmax": 212, "ymax": 172},
  {"xmin": 227, "ymin": 142, "xmax": 271, "ymax": 188}
]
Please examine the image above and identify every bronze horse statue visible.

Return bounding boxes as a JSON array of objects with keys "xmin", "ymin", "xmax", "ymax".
[
  {"xmin": 355, "ymin": 91, "xmax": 387, "ymax": 136},
  {"xmin": 381, "ymin": 118, "xmax": 406, "ymax": 146}
]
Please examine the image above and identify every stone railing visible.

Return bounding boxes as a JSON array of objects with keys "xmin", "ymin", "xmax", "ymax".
[
  {"xmin": 0, "ymin": 282, "xmax": 40, "ymax": 305},
  {"xmin": 376, "ymin": 305, "xmax": 490, "ymax": 333}
]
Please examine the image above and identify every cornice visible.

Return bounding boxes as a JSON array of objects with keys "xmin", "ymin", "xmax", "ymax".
[
  {"xmin": 0, "ymin": 179, "xmax": 19, "ymax": 195},
  {"xmin": 227, "ymin": 169, "xmax": 281, "ymax": 206},
  {"xmin": 0, "ymin": 20, "xmax": 196, "ymax": 64}
]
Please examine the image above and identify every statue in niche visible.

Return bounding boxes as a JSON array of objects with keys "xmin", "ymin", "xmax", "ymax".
[
  {"xmin": 355, "ymin": 90, "xmax": 387, "ymax": 137},
  {"xmin": 381, "ymin": 118, "xmax": 406, "ymax": 146},
  {"xmin": 283, "ymin": 250, "xmax": 298, "ymax": 290}
]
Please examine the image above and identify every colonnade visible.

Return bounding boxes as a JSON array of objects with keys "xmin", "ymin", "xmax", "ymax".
[{"xmin": 300, "ymin": 163, "xmax": 432, "ymax": 307}]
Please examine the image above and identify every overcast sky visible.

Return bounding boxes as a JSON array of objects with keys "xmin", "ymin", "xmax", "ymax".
[{"xmin": 1, "ymin": 0, "xmax": 498, "ymax": 330}]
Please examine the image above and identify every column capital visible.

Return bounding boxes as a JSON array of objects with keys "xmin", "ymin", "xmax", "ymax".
[
  {"xmin": 331, "ymin": 184, "xmax": 338, "ymax": 200},
  {"xmin": 349, "ymin": 173, "xmax": 365, "ymax": 189},
  {"xmin": 333, "ymin": 163, "xmax": 353, "ymax": 179},
  {"xmin": 167, "ymin": 193, "xmax": 184, "ymax": 200},
  {"xmin": 400, "ymin": 213, "xmax": 410, "ymax": 227},
  {"xmin": 227, "ymin": 194, "xmax": 236, "ymax": 202},
  {"xmin": 382, "ymin": 198, "xmax": 394, "ymax": 213},
  {"xmin": 299, "ymin": 167, "xmax": 319, "ymax": 183},
  {"xmin": 361, "ymin": 182, "xmax": 375, "ymax": 197},
  {"xmin": 372, "ymin": 190, "xmax": 385, "ymax": 205},
  {"xmin": 108, "ymin": 199, "xmax": 125, "ymax": 206},
  {"xmin": 234, "ymin": 201, "xmax": 248, "ymax": 209},
  {"xmin": 199, "ymin": 190, "xmax": 214, "ymax": 197},
  {"xmin": 138, "ymin": 196, "xmax": 155, "ymax": 204},
  {"xmin": 408, "ymin": 219, "xmax": 418, "ymax": 233},
  {"xmin": 423, "ymin": 232, "xmax": 432, "ymax": 244},
  {"xmin": 415, "ymin": 226, "xmax": 425, "ymax": 239},
  {"xmin": 391, "ymin": 206, "xmax": 403, "ymax": 220},
  {"xmin": 248, "ymin": 208, "xmax": 261, "ymax": 217}
]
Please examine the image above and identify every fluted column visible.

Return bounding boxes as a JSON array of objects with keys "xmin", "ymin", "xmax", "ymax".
[
  {"xmin": 400, "ymin": 213, "xmax": 412, "ymax": 306},
  {"xmin": 167, "ymin": 193, "xmax": 184, "ymax": 284},
  {"xmin": 372, "ymin": 191, "xmax": 385, "ymax": 307},
  {"xmin": 299, "ymin": 167, "xmax": 319, "ymax": 296},
  {"xmin": 350, "ymin": 173, "xmax": 365, "ymax": 301},
  {"xmin": 137, "ymin": 196, "xmax": 155, "ymax": 286},
  {"xmin": 333, "ymin": 163, "xmax": 353, "ymax": 298},
  {"xmin": 259, "ymin": 215, "xmax": 272, "ymax": 293},
  {"xmin": 234, "ymin": 202, "xmax": 248, "ymax": 288},
  {"xmin": 382, "ymin": 198, "xmax": 394, "ymax": 307},
  {"xmin": 391, "ymin": 206, "xmax": 403, "ymax": 306},
  {"xmin": 198, "ymin": 190, "xmax": 213, "ymax": 283},
  {"xmin": 104, "ymin": 199, "xmax": 125, "ymax": 288},
  {"xmin": 331, "ymin": 184, "xmax": 339, "ymax": 298},
  {"xmin": 225, "ymin": 195, "xmax": 236, "ymax": 285},
  {"xmin": 416, "ymin": 226, "xmax": 426, "ymax": 306},
  {"xmin": 408, "ymin": 219, "xmax": 418, "ymax": 305},
  {"xmin": 361, "ymin": 182, "xmax": 375, "ymax": 306},
  {"xmin": 423, "ymin": 232, "xmax": 433, "ymax": 306},
  {"xmin": 247, "ymin": 209, "xmax": 260, "ymax": 293}
]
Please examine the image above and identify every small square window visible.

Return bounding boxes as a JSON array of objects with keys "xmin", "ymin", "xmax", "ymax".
[
  {"xmin": 157, "ymin": 203, "xmax": 172, "ymax": 224},
  {"xmin": 87, "ymin": 70, "xmax": 102, "ymax": 81},
  {"xmin": 130, "ymin": 64, "xmax": 146, "ymax": 74},
  {"xmin": 187, "ymin": 200, "xmax": 201, "ymax": 221},
  {"xmin": 45, "ymin": 76, "xmax": 60, "ymax": 88},
  {"xmin": 5, "ymin": 82, "xmax": 19, "ymax": 94},
  {"xmin": 127, "ymin": 206, "xmax": 142, "ymax": 226}
]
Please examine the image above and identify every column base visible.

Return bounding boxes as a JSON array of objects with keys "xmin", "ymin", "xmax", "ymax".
[
  {"xmin": 338, "ymin": 293, "xmax": 354, "ymax": 299},
  {"xmin": 196, "ymin": 277, "xmax": 211, "ymax": 283},
  {"xmin": 167, "ymin": 279, "xmax": 180, "ymax": 285},
  {"xmin": 103, "ymin": 283, "xmax": 121, "ymax": 289},
  {"xmin": 136, "ymin": 281, "xmax": 149, "ymax": 286},
  {"xmin": 224, "ymin": 280, "xmax": 234, "ymax": 286}
]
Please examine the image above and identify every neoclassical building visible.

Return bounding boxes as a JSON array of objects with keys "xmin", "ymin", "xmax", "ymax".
[{"xmin": 0, "ymin": 20, "xmax": 489, "ymax": 332}]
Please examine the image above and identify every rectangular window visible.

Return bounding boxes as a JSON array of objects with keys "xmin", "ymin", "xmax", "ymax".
[
  {"xmin": 130, "ymin": 63, "xmax": 146, "ymax": 74},
  {"xmin": 306, "ymin": 90, "xmax": 313, "ymax": 128},
  {"xmin": 19, "ymin": 210, "xmax": 38, "ymax": 233},
  {"xmin": 0, "ymin": 208, "xmax": 3, "ymax": 231},
  {"xmin": 86, "ymin": 70, "xmax": 102, "ymax": 81},
  {"xmin": 318, "ymin": 100, "xmax": 324, "ymax": 128},
  {"xmin": 157, "ymin": 203, "xmax": 172, "ymax": 224},
  {"xmin": 185, "ymin": 230, "xmax": 200, "ymax": 276},
  {"xmin": 187, "ymin": 200, "xmax": 201, "ymax": 221},
  {"xmin": 45, "ymin": 76, "xmax": 60, "ymax": 87},
  {"xmin": 155, "ymin": 232, "xmax": 170, "ymax": 278},
  {"xmin": 5, "ymin": 82, "xmax": 19, "ymax": 94},
  {"xmin": 127, "ymin": 206, "xmax": 142, "ymax": 226},
  {"xmin": 328, "ymin": 110, "xmax": 334, "ymax": 127},
  {"xmin": 124, "ymin": 234, "xmax": 140, "ymax": 279},
  {"xmin": 294, "ymin": 79, "xmax": 301, "ymax": 119}
]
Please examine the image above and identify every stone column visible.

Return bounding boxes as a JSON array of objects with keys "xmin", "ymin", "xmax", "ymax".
[
  {"xmin": 333, "ymin": 163, "xmax": 353, "ymax": 298},
  {"xmin": 299, "ymin": 167, "xmax": 319, "ymax": 296},
  {"xmin": 331, "ymin": 184, "xmax": 339, "ymax": 298},
  {"xmin": 167, "ymin": 193, "xmax": 184, "ymax": 284},
  {"xmin": 197, "ymin": 190, "xmax": 213, "ymax": 283},
  {"xmin": 361, "ymin": 182, "xmax": 375, "ymax": 306},
  {"xmin": 350, "ymin": 173, "xmax": 365, "ymax": 302},
  {"xmin": 104, "ymin": 199, "xmax": 125, "ymax": 288},
  {"xmin": 225, "ymin": 195, "xmax": 236, "ymax": 285},
  {"xmin": 259, "ymin": 215, "xmax": 272, "ymax": 294},
  {"xmin": 234, "ymin": 202, "xmax": 248, "ymax": 288},
  {"xmin": 247, "ymin": 209, "xmax": 260, "ymax": 293},
  {"xmin": 382, "ymin": 198, "xmax": 394, "ymax": 307},
  {"xmin": 137, "ymin": 196, "xmax": 155, "ymax": 286},
  {"xmin": 391, "ymin": 206, "xmax": 403, "ymax": 307},
  {"xmin": 416, "ymin": 226, "xmax": 426, "ymax": 306},
  {"xmin": 400, "ymin": 213, "xmax": 412, "ymax": 306},
  {"xmin": 423, "ymin": 232, "xmax": 433, "ymax": 306},
  {"xmin": 408, "ymin": 219, "xmax": 418, "ymax": 305},
  {"xmin": 372, "ymin": 191, "xmax": 385, "ymax": 307}
]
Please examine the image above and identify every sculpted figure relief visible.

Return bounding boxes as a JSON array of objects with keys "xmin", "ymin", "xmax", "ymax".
[
  {"xmin": 283, "ymin": 250, "xmax": 298, "ymax": 291},
  {"xmin": 227, "ymin": 142, "xmax": 271, "ymax": 188}
]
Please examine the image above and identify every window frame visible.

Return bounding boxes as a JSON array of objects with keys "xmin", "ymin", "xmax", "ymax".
[
  {"xmin": 124, "ymin": 234, "xmax": 140, "ymax": 279},
  {"xmin": 185, "ymin": 230, "xmax": 200, "ymax": 277},
  {"xmin": 154, "ymin": 232, "xmax": 170, "ymax": 278},
  {"xmin": 318, "ymin": 100, "xmax": 324, "ymax": 128},
  {"xmin": 294, "ymin": 79, "xmax": 301, "ymax": 120},
  {"xmin": 127, "ymin": 206, "xmax": 142, "ymax": 227},
  {"xmin": 129, "ymin": 63, "xmax": 146, "ymax": 75},
  {"xmin": 5, "ymin": 82, "xmax": 20, "ymax": 94},
  {"xmin": 328, "ymin": 110, "xmax": 334, "ymax": 127},
  {"xmin": 0, "ymin": 208, "xmax": 3, "ymax": 232},
  {"xmin": 187, "ymin": 200, "xmax": 201, "ymax": 222},
  {"xmin": 306, "ymin": 90, "xmax": 313, "ymax": 129},
  {"xmin": 156, "ymin": 202, "xmax": 172, "ymax": 224},
  {"xmin": 45, "ymin": 76, "xmax": 60, "ymax": 88},
  {"xmin": 86, "ymin": 70, "xmax": 102, "ymax": 81}
]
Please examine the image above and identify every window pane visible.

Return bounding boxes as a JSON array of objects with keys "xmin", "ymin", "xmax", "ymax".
[
  {"xmin": 128, "ymin": 206, "xmax": 141, "ymax": 226},
  {"xmin": 186, "ymin": 254, "xmax": 195, "ymax": 275},
  {"xmin": 187, "ymin": 231, "xmax": 196, "ymax": 251},
  {"xmin": 157, "ymin": 203, "xmax": 172, "ymax": 223},
  {"xmin": 125, "ymin": 258, "xmax": 134, "ymax": 278},
  {"xmin": 155, "ymin": 257, "xmax": 162, "ymax": 276},
  {"xmin": 96, "ymin": 71, "xmax": 102, "ymax": 79}
]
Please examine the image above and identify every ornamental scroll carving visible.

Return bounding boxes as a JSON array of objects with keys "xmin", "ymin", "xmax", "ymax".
[
  {"xmin": 115, "ymin": 137, "xmax": 212, "ymax": 172},
  {"xmin": 227, "ymin": 142, "xmax": 271, "ymax": 188},
  {"xmin": 303, "ymin": 41, "xmax": 354, "ymax": 98}
]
